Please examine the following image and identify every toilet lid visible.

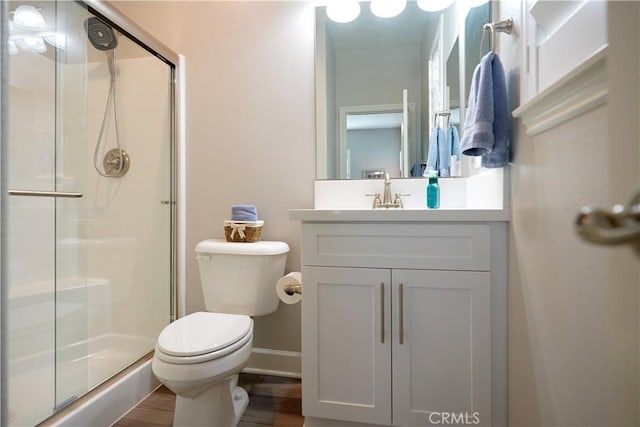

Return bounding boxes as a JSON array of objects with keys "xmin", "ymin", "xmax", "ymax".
[{"xmin": 157, "ymin": 312, "xmax": 252, "ymax": 357}]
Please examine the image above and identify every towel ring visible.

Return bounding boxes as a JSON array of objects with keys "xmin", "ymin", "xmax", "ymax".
[
  {"xmin": 481, "ymin": 17, "xmax": 514, "ymax": 55},
  {"xmin": 433, "ymin": 111, "xmax": 451, "ymax": 128}
]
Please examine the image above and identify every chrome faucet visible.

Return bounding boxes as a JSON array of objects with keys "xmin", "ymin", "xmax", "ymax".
[
  {"xmin": 366, "ymin": 173, "xmax": 410, "ymax": 209},
  {"xmin": 382, "ymin": 173, "xmax": 392, "ymax": 206}
]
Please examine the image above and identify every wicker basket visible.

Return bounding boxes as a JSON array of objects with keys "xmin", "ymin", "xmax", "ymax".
[{"xmin": 224, "ymin": 220, "xmax": 264, "ymax": 243}]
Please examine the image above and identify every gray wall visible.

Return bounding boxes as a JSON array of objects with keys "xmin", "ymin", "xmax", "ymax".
[{"xmin": 113, "ymin": 1, "xmax": 316, "ymax": 353}]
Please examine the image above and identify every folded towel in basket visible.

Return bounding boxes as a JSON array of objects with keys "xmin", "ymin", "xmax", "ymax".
[{"xmin": 231, "ymin": 205, "xmax": 258, "ymax": 222}]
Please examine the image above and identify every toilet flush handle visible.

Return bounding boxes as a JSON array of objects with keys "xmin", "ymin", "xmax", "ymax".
[{"xmin": 196, "ymin": 254, "xmax": 211, "ymax": 262}]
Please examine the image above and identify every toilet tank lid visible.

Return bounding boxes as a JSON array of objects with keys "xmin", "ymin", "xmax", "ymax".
[{"xmin": 195, "ymin": 239, "xmax": 289, "ymax": 255}]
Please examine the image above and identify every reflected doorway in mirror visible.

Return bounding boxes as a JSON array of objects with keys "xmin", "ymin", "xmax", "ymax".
[{"xmin": 339, "ymin": 103, "xmax": 417, "ymax": 179}]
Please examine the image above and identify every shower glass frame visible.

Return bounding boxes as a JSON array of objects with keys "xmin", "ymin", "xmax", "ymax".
[
  {"xmin": 1, "ymin": 0, "xmax": 181, "ymax": 424},
  {"xmin": 1, "ymin": 0, "xmax": 10, "ymax": 425}
]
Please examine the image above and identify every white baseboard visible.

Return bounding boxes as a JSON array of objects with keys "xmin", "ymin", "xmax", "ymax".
[{"xmin": 243, "ymin": 347, "xmax": 302, "ymax": 378}]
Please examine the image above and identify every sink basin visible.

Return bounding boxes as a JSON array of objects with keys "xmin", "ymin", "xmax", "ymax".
[{"xmin": 313, "ymin": 169, "xmax": 505, "ymax": 211}]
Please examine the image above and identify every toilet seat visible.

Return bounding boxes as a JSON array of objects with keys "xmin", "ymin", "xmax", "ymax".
[{"xmin": 155, "ymin": 312, "xmax": 253, "ymax": 365}]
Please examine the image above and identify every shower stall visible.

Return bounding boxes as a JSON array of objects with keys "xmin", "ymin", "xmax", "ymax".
[{"xmin": 1, "ymin": 1, "xmax": 179, "ymax": 425}]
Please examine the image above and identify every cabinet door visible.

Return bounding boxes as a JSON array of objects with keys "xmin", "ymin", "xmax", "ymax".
[
  {"xmin": 302, "ymin": 266, "xmax": 392, "ymax": 425},
  {"xmin": 392, "ymin": 270, "xmax": 492, "ymax": 426}
]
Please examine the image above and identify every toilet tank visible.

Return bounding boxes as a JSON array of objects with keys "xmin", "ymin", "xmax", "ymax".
[{"xmin": 195, "ymin": 239, "xmax": 289, "ymax": 316}]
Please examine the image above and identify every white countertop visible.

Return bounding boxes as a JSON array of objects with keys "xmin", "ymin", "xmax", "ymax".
[{"xmin": 289, "ymin": 208, "xmax": 510, "ymax": 222}]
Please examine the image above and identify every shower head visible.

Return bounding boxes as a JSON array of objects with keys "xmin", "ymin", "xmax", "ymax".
[{"xmin": 85, "ymin": 17, "xmax": 117, "ymax": 51}]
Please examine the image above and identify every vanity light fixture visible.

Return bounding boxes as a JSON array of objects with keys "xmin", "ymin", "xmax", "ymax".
[
  {"xmin": 9, "ymin": 5, "xmax": 54, "ymax": 54},
  {"xmin": 15, "ymin": 36, "xmax": 47, "ymax": 53},
  {"xmin": 370, "ymin": 0, "xmax": 407, "ymax": 18},
  {"xmin": 416, "ymin": 0, "xmax": 455, "ymax": 12},
  {"xmin": 12, "ymin": 5, "xmax": 47, "ymax": 31},
  {"xmin": 326, "ymin": 0, "xmax": 361, "ymax": 23},
  {"xmin": 44, "ymin": 32, "xmax": 66, "ymax": 50}
]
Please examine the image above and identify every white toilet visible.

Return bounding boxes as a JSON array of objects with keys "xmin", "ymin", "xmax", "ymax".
[{"xmin": 152, "ymin": 238, "xmax": 289, "ymax": 426}]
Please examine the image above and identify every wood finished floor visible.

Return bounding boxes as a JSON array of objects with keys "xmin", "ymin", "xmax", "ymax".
[{"xmin": 112, "ymin": 373, "xmax": 303, "ymax": 427}]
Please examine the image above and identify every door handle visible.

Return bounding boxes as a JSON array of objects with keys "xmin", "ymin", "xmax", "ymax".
[
  {"xmin": 9, "ymin": 189, "xmax": 83, "ymax": 198},
  {"xmin": 576, "ymin": 190, "xmax": 640, "ymax": 245}
]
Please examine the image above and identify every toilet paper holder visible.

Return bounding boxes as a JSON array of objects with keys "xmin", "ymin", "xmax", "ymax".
[
  {"xmin": 276, "ymin": 272, "xmax": 303, "ymax": 304},
  {"xmin": 284, "ymin": 283, "xmax": 302, "ymax": 296}
]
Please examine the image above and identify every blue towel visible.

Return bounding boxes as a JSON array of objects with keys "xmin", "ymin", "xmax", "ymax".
[
  {"xmin": 410, "ymin": 162, "xmax": 426, "ymax": 177},
  {"xmin": 460, "ymin": 52, "xmax": 510, "ymax": 168},
  {"xmin": 231, "ymin": 205, "xmax": 258, "ymax": 222},
  {"xmin": 448, "ymin": 125, "xmax": 460, "ymax": 159},
  {"xmin": 438, "ymin": 126, "xmax": 451, "ymax": 177},
  {"xmin": 426, "ymin": 127, "xmax": 450, "ymax": 177}
]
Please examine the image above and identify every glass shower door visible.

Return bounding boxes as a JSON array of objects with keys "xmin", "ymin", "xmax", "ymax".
[
  {"xmin": 53, "ymin": 0, "xmax": 91, "ymax": 410},
  {"xmin": 76, "ymin": 5, "xmax": 173, "ymax": 393},
  {"xmin": 5, "ymin": 1, "xmax": 174, "ymax": 425},
  {"xmin": 6, "ymin": 0, "xmax": 89, "ymax": 423}
]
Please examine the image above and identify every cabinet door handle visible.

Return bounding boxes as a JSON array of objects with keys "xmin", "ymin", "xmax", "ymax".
[
  {"xmin": 380, "ymin": 282, "xmax": 385, "ymax": 344},
  {"xmin": 399, "ymin": 283, "xmax": 404, "ymax": 345}
]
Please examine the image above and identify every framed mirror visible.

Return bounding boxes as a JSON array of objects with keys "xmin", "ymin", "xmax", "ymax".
[{"xmin": 315, "ymin": 0, "xmax": 491, "ymax": 180}]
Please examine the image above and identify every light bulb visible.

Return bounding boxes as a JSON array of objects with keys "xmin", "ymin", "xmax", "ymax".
[
  {"xmin": 370, "ymin": 0, "xmax": 407, "ymax": 18},
  {"xmin": 416, "ymin": 0, "xmax": 456, "ymax": 12},
  {"xmin": 15, "ymin": 36, "xmax": 47, "ymax": 53},
  {"xmin": 326, "ymin": 0, "xmax": 361, "ymax": 23},
  {"xmin": 12, "ymin": 5, "xmax": 47, "ymax": 31}
]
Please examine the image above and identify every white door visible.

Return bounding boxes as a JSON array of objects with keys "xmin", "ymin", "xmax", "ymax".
[
  {"xmin": 506, "ymin": 1, "xmax": 640, "ymax": 425},
  {"xmin": 391, "ymin": 269, "xmax": 492, "ymax": 426},
  {"xmin": 302, "ymin": 266, "xmax": 392, "ymax": 425}
]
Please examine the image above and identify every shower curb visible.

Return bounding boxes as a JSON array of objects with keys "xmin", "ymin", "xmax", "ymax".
[{"xmin": 42, "ymin": 358, "xmax": 159, "ymax": 427}]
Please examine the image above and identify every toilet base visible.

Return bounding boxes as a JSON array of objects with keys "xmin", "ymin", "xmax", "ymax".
[{"xmin": 173, "ymin": 374, "xmax": 249, "ymax": 427}]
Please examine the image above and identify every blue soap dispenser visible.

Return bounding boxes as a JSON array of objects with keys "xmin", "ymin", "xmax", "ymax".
[{"xmin": 426, "ymin": 171, "xmax": 440, "ymax": 209}]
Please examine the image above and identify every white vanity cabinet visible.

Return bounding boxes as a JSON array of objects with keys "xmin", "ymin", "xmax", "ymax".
[
  {"xmin": 390, "ymin": 269, "xmax": 491, "ymax": 426},
  {"xmin": 296, "ymin": 219, "xmax": 507, "ymax": 427},
  {"xmin": 303, "ymin": 266, "xmax": 392, "ymax": 424}
]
